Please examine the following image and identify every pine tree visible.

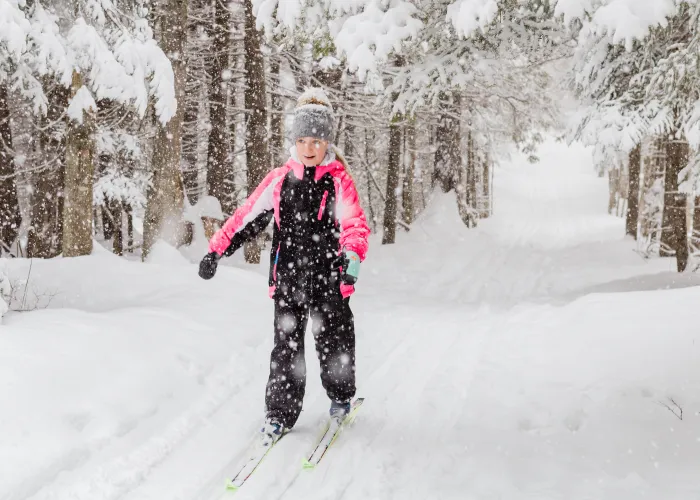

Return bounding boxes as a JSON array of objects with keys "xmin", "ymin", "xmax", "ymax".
[
  {"xmin": 206, "ymin": 0, "xmax": 234, "ymax": 215},
  {"xmin": 63, "ymin": 71, "xmax": 96, "ymax": 258},
  {"xmin": 626, "ymin": 144, "xmax": 641, "ymax": 239},
  {"xmin": 0, "ymin": 84, "xmax": 21, "ymax": 255},
  {"xmin": 143, "ymin": 0, "xmax": 189, "ymax": 258},
  {"xmin": 660, "ymin": 136, "xmax": 690, "ymax": 271},
  {"xmin": 243, "ymin": 0, "xmax": 270, "ymax": 263},
  {"xmin": 27, "ymin": 82, "xmax": 69, "ymax": 259},
  {"xmin": 402, "ymin": 119, "xmax": 416, "ymax": 225},
  {"xmin": 382, "ymin": 109, "xmax": 402, "ymax": 245}
]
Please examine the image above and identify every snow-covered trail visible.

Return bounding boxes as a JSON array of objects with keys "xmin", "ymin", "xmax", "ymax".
[{"xmin": 2, "ymin": 139, "xmax": 699, "ymax": 500}]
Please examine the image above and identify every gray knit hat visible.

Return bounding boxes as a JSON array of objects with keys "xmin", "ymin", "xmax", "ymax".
[{"xmin": 291, "ymin": 88, "xmax": 335, "ymax": 141}]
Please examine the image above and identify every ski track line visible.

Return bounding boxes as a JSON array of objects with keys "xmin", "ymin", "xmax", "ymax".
[
  {"xmin": 336, "ymin": 311, "xmax": 493, "ymax": 500},
  {"xmin": 340, "ymin": 306, "xmax": 498, "ymax": 500},
  {"xmin": 182, "ymin": 306, "xmax": 390, "ymax": 500},
  {"xmin": 283, "ymin": 306, "xmax": 490, "ymax": 500},
  {"xmin": 268, "ymin": 307, "xmax": 431, "ymax": 500},
  {"xmin": 189, "ymin": 369, "xmax": 335, "ymax": 500},
  {"xmin": 185, "ymin": 421, "xmax": 262, "ymax": 500},
  {"xmin": 26, "ymin": 346, "xmax": 262, "ymax": 500},
  {"xmin": 196, "ymin": 410, "xmax": 325, "ymax": 500}
]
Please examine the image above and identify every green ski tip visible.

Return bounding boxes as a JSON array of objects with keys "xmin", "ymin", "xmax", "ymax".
[
  {"xmin": 302, "ymin": 458, "xmax": 315, "ymax": 470},
  {"xmin": 225, "ymin": 480, "xmax": 239, "ymax": 492}
]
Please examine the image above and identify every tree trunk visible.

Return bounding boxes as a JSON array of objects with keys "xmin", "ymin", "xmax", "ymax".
[
  {"xmin": 382, "ymin": 115, "xmax": 402, "ymax": 245},
  {"xmin": 112, "ymin": 200, "xmax": 123, "ymax": 256},
  {"xmin": 344, "ymin": 114, "xmax": 356, "ymax": 164},
  {"xmin": 63, "ymin": 71, "xmax": 95, "ymax": 257},
  {"xmin": 101, "ymin": 206, "xmax": 114, "ymax": 241},
  {"xmin": 433, "ymin": 93, "xmax": 461, "ymax": 194},
  {"xmin": 143, "ymin": 0, "xmax": 188, "ymax": 259},
  {"xmin": 270, "ymin": 54, "xmax": 285, "ymax": 167},
  {"xmin": 182, "ymin": 61, "xmax": 200, "ymax": 205},
  {"xmin": 182, "ymin": 0, "xmax": 205, "ymax": 205},
  {"xmin": 125, "ymin": 203, "xmax": 134, "ymax": 252},
  {"xmin": 693, "ymin": 196, "xmax": 700, "ymax": 249},
  {"xmin": 402, "ymin": 119, "xmax": 415, "ymax": 225},
  {"xmin": 97, "ymin": 145, "xmax": 115, "ymax": 241},
  {"xmin": 660, "ymin": 138, "xmax": 689, "ymax": 271},
  {"xmin": 243, "ymin": 0, "xmax": 270, "ymax": 263},
  {"xmin": 27, "ymin": 82, "xmax": 67, "ymax": 258},
  {"xmin": 464, "ymin": 126, "xmax": 478, "ymax": 227},
  {"xmin": 364, "ymin": 127, "xmax": 376, "ymax": 232},
  {"xmin": 481, "ymin": 156, "xmax": 492, "ymax": 218},
  {"xmin": 206, "ymin": 0, "xmax": 234, "ymax": 215},
  {"xmin": 227, "ymin": 27, "xmax": 242, "ymax": 212},
  {"xmin": 626, "ymin": 144, "xmax": 641, "ymax": 239},
  {"xmin": 639, "ymin": 137, "xmax": 665, "ymax": 240},
  {"xmin": 608, "ymin": 166, "xmax": 620, "ymax": 214},
  {"xmin": 0, "ymin": 84, "xmax": 21, "ymax": 254}
]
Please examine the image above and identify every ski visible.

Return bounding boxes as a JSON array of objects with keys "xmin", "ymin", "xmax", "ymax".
[
  {"xmin": 225, "ymin": 431, "xmax": 288, "ymax": 492},
  {"xmin": 302, "ymin": 398, "xmax": 364, "ymax": 469}
]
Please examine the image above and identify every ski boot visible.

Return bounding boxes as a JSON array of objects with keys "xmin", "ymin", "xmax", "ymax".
[
  {"xmin": 329, "ymin": 400, "xmax": 352, "ymax": 421},
  {"xmin": 260, "ymin": 417, "xmax": 285, "ymax": 448}
]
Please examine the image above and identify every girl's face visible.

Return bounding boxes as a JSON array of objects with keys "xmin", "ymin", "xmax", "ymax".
[{"xmin": 296, "ymin": 137, "xmax": 328, "ymax": 166}]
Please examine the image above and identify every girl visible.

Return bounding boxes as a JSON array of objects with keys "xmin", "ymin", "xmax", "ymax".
[{"xmin": 198, "ymin": 88, "xmax": 370, "ymax": 445}]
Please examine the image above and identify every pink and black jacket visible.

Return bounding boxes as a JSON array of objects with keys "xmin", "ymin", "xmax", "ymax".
[{"xmin": 208, "ymin": 153, "xmax": 370, "ymax": 298}]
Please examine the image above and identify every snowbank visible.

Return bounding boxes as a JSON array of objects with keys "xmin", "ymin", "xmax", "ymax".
[{"xmin": 0, "ymin": 253, "xmax": 272, "ymax": 499}]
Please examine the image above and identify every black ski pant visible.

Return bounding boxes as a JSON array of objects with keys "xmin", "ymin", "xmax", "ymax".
[{"xmin": 265, "ymin": 273, "xmax": 356, "ymax": 429}]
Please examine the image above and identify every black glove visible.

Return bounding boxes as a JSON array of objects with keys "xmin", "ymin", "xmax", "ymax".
[{"xmin": 199, "ymin": 252, "xmax": 220, "ymax": 280}]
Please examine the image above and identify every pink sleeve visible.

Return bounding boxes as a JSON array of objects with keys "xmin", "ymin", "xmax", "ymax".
[
  {"xmin": 208, "ymin": 168, "xmax": 285, "ymax": 255},
  {"xmin": 335, "ymin": 172, "xmax": 370, "ymax": 261}
]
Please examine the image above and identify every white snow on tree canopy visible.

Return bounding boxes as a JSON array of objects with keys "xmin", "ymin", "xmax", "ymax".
[
  {"xmin": 0, "ymin": 1, "xmax": 176, "ymax": 124},
  {"xmin": 555, "ymin": 0, "xmax": 680, "ymax": 49},
  {"xmin": 0, "ymin": 0, "xmax": 30, "ymax": 65},
  {"xmin": 253, "ymin": 0, "xmax": 423, "ymax": 80},
  {"xmin": 332, "ymin": 1, "xmax": 423, "ymax": 79},
  {"xmin": 446, "ymin": 0, "xmax": 500, "ymax": 38}
]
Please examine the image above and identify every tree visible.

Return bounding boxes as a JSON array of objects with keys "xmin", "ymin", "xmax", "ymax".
[
  {"xmin": 181, "ymin": 0, "xmax": 209, "ymax": 206},
  {"xmin": 0, "ymin": 84, "xmax": 21, "ymax": 255},
  {"xmin": 568, "ymin": 1, "xmax": 700, "ymax": 270},
  {"xmin": 626, "ymin": 144, "xmax": 641, "ymax": 239},
  {"xmin": 63, "ymin": 70, "xmax": 96, "ymax": 257},
  {"xmin": 143, "ymin": 0, "xmax": 189, "ymax": 258},
  {"xmin": 269, "ymin": 51, "xmax": 285, "ymax": 166},
  {"xmin": 402, "ymin": 119, "xmax": 416, "ymax": 225},
  {"xmin": 382, "ymin": 108, "xmax": 402, "ymax": 245},
  {"xmin": 660, "ymin": 136, "xmax": 689, "ymax": 271},
  {"xmin": 27, "ymin": 82, "xmax": 69, "ymax": 259},
  {"xmin": 243, "ymin": 0, "xmax": 270, "ymax": 263},
  {"xmin": 433, "ymin": 93, "xmax": 461, "ymax": 194},
  {"xmin": 206, "ymin": 0, "xmax": 235, "ymax": 215},
  {"xmin": 465, "ymin": 127, "xmax": 478, "ymax": 228},
  {"xmin": 1, "ymin": 0, "xmax": 176, "ymax": 258}
]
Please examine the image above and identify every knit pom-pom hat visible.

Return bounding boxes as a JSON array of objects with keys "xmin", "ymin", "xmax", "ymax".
[{"xmin": 291, "ymin": 87, "xmax": 335, "ymax": 142}]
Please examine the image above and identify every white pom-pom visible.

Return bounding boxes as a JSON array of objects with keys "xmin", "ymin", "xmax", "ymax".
[{"xmin": 297, "ymin": 87, "xmax": 333, "ymax": 113}]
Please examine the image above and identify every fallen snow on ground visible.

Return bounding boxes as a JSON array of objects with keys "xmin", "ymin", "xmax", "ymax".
[{"xmin": 1, "ymin": 138, "xmax": 698, "ymax": 500}]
